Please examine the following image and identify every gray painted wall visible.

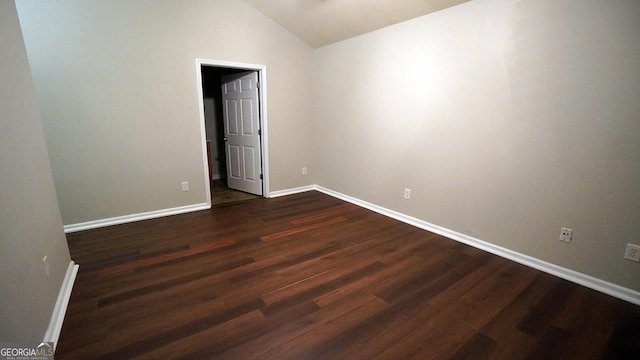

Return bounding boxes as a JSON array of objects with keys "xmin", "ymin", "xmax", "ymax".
[
  {"xmin": 16, "ymin": 0, "xmax": 314, "ymax": 225},
  {"xmin": 312, "ymin": 0, "xmax": 640, "ymax": 291},
  {"xmin": 0, "ymin": 0, "xmax": 71, "ymax": 342}
]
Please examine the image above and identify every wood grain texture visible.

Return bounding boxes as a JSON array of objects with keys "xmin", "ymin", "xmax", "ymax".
[{"xmin": 56, "ymin": 191, "xmax": 640, "ymax": 359}]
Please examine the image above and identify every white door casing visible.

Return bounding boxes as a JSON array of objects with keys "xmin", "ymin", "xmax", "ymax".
[{"xmin": 221, "ymin": 71, "xmax": 263, "ymax": 195}]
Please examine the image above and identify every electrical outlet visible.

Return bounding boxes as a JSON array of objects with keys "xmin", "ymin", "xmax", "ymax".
[
  {"xmin": 624, "ymin": 244, "xmax": 640, "ymax": 262},
  {"xmin": 302, "ymin": 167, "xmax": 307, "ymax": 176},
  {"xmin": 42, "ymin": 255, "xmax": 51, "ymax": 278},
  {"xmin": 404, "ymin": 188, "xmax": 411, "ymax": 200},
  {"xmin": 181, "ymin": 181, "xmax": 189, "ymax": 192},
  {"xmin": 559, "ymin": 227, "xmax": 573, "ymax": 243}
]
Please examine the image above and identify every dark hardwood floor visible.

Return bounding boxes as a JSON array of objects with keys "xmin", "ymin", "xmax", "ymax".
[
  {"xmin": 57, "ymin": 191, "xmax": 640, "ymax": 359},
  {"xmin": 210, "ymin": 179, "xmax": 258, "ymax": 206}
]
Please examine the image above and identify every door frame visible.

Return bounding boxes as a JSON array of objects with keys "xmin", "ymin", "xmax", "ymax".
[{"xmin": 195, "ymin": 58, "xmax": 269, "ymax": 205}]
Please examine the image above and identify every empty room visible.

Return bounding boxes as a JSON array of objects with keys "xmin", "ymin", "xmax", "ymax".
[{"xmin": 2, "ymin": 0, "xmax": 639, "ymax": 358}]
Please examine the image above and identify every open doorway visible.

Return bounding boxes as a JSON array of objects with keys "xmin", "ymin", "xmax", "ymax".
[{"xmin": 196, "ymin": 59, "xmax": 269, "ymax": 206}]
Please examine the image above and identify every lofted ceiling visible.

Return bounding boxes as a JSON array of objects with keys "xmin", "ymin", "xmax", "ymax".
[{"xmin": 243, "ymin": 0, "xmax": 473, "ymax": 48}]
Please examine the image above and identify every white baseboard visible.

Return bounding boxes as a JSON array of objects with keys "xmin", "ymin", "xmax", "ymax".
[
  {"xmin": 63, "ymin": 203, "xmax": 211, "ymax": 233},
  {"xmin": 44, "ymin": 261, "xmax": 79, "ymax": 350},
  {"xmin": 268, "ymin": 185, "xmax": 316, "ymax": 198},
  {"xmin": 58, "ymin": 184, "xmax": 640, "ymax": 306},
  {"xmin": 313, "ymin": 185, "xmax": 640, "ymax": 306}
]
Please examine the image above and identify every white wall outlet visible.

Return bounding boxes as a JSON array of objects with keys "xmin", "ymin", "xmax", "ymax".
[
  {"xmin": 302, "ymin": 167, "xmax": 307, "ymax": 176},
  {"xmin": 181, "ymin": 181, "xmax": 189, "ymax": 192},
  {"xmin": 42, "ymin": 255, "xmax": 51, "ymax": 278},
  {"xmin": 559, "ymin": 227, "xmax": 573, "ymax": 242},
  {"xmin": 624, "ymin": 243, "xmax": 640, "ymax": 262},
  {"xmin": 404, "ymin": 188, "xmax": 411, "ymax": 200}
]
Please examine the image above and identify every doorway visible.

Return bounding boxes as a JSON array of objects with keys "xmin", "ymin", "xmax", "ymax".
[{"xmin": 195, "ymin": 59, "xmax": 269, "ymax": 206}]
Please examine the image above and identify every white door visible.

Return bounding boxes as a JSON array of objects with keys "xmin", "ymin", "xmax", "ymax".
[{"xmin": 221, "ymin": 71, "xmax": 263, "ymax": 195}]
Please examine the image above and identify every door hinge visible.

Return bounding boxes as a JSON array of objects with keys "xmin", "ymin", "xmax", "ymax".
[
  {"xmin": 260, "ymin": 174, "xmax": 263, "ymax": 180},
  {"xmin": 256, "ymin": 81, "xmax": 260, "ymax": 89},
  {"xmin": 258, "ymin": 129, "xmax": 261, "ymax": 136}
]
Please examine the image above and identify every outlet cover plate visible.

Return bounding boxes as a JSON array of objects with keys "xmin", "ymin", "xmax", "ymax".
[
  {"xmin": 559, "ymin": 227, "xmax": 573, "ymax": 242},
  {"xmin": 624, "ymin": 243, "xmax": 640, "ymax": 262}
]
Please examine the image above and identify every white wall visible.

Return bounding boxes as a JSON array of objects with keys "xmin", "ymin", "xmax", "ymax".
[
  {"xmin": 0, "ymin": 0, "xmax": 72, "ymax": 342},
  {"xmin": 16, "ymin": 0, "xmax": 314, "ymax": 225},
  {"xmin": 312, "ymin": 0, "xmax": 640, "ymax": 291}
]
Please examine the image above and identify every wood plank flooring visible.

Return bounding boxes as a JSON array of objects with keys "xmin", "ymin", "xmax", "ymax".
[{"xmin": 57, "ymin": 191, "xmax": 640, "ymax": 359}]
